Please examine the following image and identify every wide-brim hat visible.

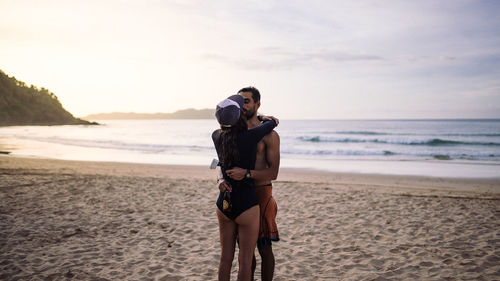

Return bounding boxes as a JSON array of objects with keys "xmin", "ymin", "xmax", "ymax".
[{"xmin": 215, "ymin": 95, "xmax": 244, "ymax": 127}]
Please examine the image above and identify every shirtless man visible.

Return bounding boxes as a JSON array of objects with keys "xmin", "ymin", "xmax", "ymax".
[{"xmin": 222, "ymin": 87, "xmax": 280, "ymax": 281}]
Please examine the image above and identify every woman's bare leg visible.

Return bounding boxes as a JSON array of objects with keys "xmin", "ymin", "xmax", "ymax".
[
  {"xmin": 217, "ymin": 208, "xmax": 237, "ymax": 281},
  {"xmin": 235, "ymin": 205, "xmax": 260, "ymax": 281}
]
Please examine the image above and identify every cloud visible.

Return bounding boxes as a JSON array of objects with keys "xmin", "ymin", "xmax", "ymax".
[
  {"xmin": 201, "ymin": 47, "xmax": 385, "ymax": 70},
  {"xmin": 2, "ymin": 0, "xmax": 499, "ymax": 118},
  {"xmin": 201, "ymin": 47, "xmax": 464, "ymax": 72}
]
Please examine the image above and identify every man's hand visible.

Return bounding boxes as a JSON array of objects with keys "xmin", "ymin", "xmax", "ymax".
[
  {"xmin": 260, "ymin": 115, "xmax": 279, "ymax": 125},
  {"xmin": 218, "ymin": 180, "xmax": 232, "ymax": 192},
  {"xmin": 225, "ymin": 167, "xmax": 246, "ymax": 180}
]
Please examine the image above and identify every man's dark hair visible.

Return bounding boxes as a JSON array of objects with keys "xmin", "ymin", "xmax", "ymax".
[{"xmin": 238, "ymin": 86, "xmax": 260, "ymax": 103}]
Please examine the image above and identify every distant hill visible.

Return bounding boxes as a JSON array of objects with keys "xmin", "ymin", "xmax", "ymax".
[
  {"xmin": 84, "ymin": 108, "xmax": 215, "ymax": 120},
  {"xmin": 0, "ymin": 69, "xmax": 96, "ymax": 126}
]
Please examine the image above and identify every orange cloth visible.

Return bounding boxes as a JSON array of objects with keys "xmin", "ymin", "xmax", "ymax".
[{"xmin": 255, "ymin": 184, "xmax": 279, "ymax": 244}]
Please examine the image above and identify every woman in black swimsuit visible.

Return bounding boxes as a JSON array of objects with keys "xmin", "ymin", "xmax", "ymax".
[{"xmin": 212, "ymin": 95, "xmax": 277, "ymax": 281}]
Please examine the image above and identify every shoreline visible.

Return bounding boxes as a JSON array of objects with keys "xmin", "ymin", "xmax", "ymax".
[
  {"xmin": 2, "ymin": 154, "xmax": 499, "ymax": 196},
  {"xmin": 2, "ymin": 119, "xmax": 500, "ymax": 179},
  {"xmin": 2, "ymin": 137, "xmax": 500, "ymax": 179}
]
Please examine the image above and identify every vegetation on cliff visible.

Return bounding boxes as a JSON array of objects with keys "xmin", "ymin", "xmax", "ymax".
[{"xmin": 0, "ymin": 70, "xmax": 96, "ymax": 126}]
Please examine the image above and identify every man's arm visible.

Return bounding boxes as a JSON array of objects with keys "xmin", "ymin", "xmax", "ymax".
[{"xmin": 225, "ymin": 131, "xmax": 280, "ymax": 181}]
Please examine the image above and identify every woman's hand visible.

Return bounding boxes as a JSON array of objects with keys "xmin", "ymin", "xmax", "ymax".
[
  {"xmin": 259, "ymin": 115, "xmax": 279, "ymax": 125},
  {"xmin": 225, "ymin": 167, "xmax": 246, "ymax": 180},
  {"xmin": 218, "ymin": 180, "xmax": 232, "ymax": 192}
]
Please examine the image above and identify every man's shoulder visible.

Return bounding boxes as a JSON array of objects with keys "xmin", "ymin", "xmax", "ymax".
[{"xmin": 262, "ymin": 130, "xmax": 279, "ymax": 142}]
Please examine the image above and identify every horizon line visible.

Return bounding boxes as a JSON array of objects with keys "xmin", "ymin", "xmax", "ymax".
[{"xmin": 79, "ymin": 116, "xmax": 500, "ymax": 122}]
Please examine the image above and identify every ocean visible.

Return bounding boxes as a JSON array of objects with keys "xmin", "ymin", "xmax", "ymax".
[{"xmin": 1, "ymin": 119, "xmax": 500, "ymax": 178}]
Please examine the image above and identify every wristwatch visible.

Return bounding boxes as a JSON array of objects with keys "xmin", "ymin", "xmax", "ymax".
[{"xmin": 245, "ymin": 169, "xmax": 251, "ymax": 179}]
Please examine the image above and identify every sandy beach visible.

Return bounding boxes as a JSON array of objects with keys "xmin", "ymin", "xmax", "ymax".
[{"xmin": 1, "ymin": 156, "xmax": 499, "ymax": 280}]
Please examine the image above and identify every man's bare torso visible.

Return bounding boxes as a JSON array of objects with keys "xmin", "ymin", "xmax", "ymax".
[{"xmin": 254, "ymin": 133, "xmax": 272, "ymax": 186}]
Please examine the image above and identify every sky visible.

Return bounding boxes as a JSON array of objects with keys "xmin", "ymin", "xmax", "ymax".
[{"xmin": 1, "ymin": 0, "xmax": 499, "ymax": 119}]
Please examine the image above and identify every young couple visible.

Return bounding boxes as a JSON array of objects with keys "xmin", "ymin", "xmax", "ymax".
[{"xmin": 212, "ymin": 87, "xmax": 280, "ymax": 281}]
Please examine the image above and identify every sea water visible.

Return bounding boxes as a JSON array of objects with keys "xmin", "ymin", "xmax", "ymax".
[{"xmin": 1, "ymin": 119, "xmax": 499, "ymax": 178}]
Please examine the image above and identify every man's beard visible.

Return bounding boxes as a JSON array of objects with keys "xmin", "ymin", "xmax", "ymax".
[{"xmin": 244, "ymin": 108, "xmax": 256, "ymax": 119}]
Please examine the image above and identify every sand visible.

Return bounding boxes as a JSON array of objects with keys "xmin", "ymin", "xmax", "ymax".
[{"xmin": 1, "ymin": 156, "xmax": 499, "ymax": 280}]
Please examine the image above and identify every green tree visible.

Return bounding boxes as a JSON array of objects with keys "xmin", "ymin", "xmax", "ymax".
[{"xmin": 0, "ymin": 69, "xmax": 97, "ymax": 126}]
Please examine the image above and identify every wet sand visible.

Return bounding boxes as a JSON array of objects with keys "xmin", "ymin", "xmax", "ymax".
[{"xmin": 1, "ymin": 156, "xmax": 499, "ymax": 280}]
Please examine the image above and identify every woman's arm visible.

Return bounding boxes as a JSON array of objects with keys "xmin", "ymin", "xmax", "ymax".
[
  {"xmin": 225, "ymin": 166, "xmax": 276, "ymax": 181},
  {"xmin": 258, "ymin": 115, "xmax": 279, "ymax": 125},
  {"xmin": 245, "ymin": 119, "xmax": 277, "ymax": 143}
]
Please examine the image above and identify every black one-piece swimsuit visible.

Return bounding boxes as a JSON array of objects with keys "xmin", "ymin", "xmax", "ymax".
[{"xmin": 212, "ymin": 120, "xmax": 277, "ymax": 220}]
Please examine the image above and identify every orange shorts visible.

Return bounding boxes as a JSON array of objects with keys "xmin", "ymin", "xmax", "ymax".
[{"xmin": 255, "ymin": 184, "xmax": 279, "ymax": 246}]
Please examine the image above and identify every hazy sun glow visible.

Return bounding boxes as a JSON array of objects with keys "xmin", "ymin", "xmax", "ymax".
[{"xmin": 1, "ymin": 0, "xmax": 499, "ymax": 119}]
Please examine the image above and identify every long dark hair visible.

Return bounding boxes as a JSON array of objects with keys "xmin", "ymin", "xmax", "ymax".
[{"xmin": 217, "ymin": 115, "xmax": 247, "ymax": 168}]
